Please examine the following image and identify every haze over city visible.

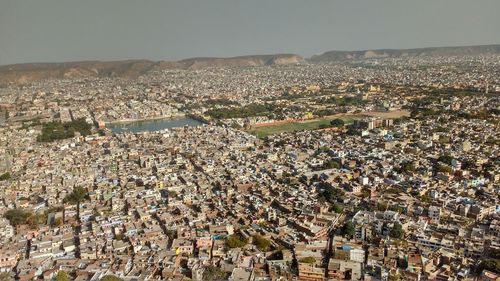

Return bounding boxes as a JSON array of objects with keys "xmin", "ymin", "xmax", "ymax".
[{"xmin": 1, "ymin": 0, "xmax": 500, "ymax": 65}]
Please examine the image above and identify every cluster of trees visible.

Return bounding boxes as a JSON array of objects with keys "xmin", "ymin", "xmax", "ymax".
[
  {"xmin": 330, "ymin": 118, "xmax": 345, "ymax": 127},
  {"xmin": 394, "ymin": 162, "xmax": 416, "ymax": 174},
  {"xmin": 298, "ymin": 256, "xmax": 316, "ymax": 264},
  {"xmin": 64, "ymin": 186, "xmax": 90, "ymax": 222},
  {"xmin": 390, "ymin": 223, "xmax": 404, "ymax": 239},
  {"xmin": 3, "ymin": 208, "xmax": 46, "ymax": 228},
  {"xmin": 205, "ymin": 103, "xmax": 280, "ymax": 119},
  {"xmin": 314, "ymin": 108, "xmax": 337, "ymax": 117},
  {"xmin": 317, "ymin": 118, "xmax": 345, "ymax": 130},
  {"xmin": 55, "ymin": 271, "xmax": 69, "ymax": 281},
  {"xmin": 317, "ymin": 181, "xmax": 345, "ymax": 205},
  {"xmin": 226, "ymin": 234, "xmax": 248, "ymax": 248},
  {"xmin": 0, "ymin": 172, "xmax": 11, "ymax": 181},
  {"xmin": 475, "ymin": 248, "xmax": 500, "ymax": 274},
  {"xmin": 100, "ymin": 276, "xmax": 124, "ymax": 281},
  {"xmin": 436, "ymin": 164, "xmax": 453, "ymax": 174},
  {"xmin": 322, "ymin": 159, "xmax": 342, "ymax": 170},
  {"xmin": 477, "ymin": 259, "xmax": 500, "ymax": 274},
  {"xmin": 438, "ymin": 154, "xmax": 453, "ymax": 165},
  {"xmin": 331, "ymin": 203, "xmax": 344, "ymax": 214},
  {"xmin": 204, "ymin": 99, "xmax": 239, "ymax": 106},
  {"xmin": 202, "ymin": 265, "xmax": 228, "ymax": 281},
  {"xmin": 252, "ymin": 235, "xmax": 272, "ymax": 251},
  {"xmin": 342, "ymin": 221, "xmax": 355, "ymax": 238},
  {"xmin": 37, "ymin": 118, "xmax": 92, "ymax": 142},
  {"xmin": 317, "ymin": 96, "xmax": 366, "ymax": 106},
  {"xmin": 279, "ymin": 92, "xmax": 307, "ymax": 100}
]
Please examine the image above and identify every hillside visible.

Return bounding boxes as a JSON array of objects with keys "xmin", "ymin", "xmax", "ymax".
[
  {"xmin": 0, "ymin": 54, "xmax": 304, "ymax": 85},
  {"xmin": 310, "ymin": 44, "xmax": 500, "ymax": 62}
]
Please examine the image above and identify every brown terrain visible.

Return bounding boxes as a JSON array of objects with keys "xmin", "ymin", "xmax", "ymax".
[
  {"xmin": 0, "ymin": 54, "xmax": 304, "ymax": 86},
  {"xmin": 310, "ymin": 44, "xmax": 500, "ymax": 62}
]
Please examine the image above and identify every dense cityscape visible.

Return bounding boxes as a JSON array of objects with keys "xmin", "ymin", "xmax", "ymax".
[{"xmin": 0, "ymin": 52, "xmax": 498, "ymax": 281}]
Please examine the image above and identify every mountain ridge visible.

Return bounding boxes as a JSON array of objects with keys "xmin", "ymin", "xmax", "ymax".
[
  {"xmin": 0, "ymin": 54, "xmax": 304, "ymax": 85},
  {"xmin": 310, "ymin": 44, "xmax": 500, "ymax": 62},
  {"xmin": 1, "ymin": 44, "xmax": 499, "ymax": 85}
]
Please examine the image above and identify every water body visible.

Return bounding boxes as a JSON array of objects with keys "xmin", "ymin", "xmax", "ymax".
[{"xmin": 108, "ymin": 117, "xmax": 203, "ymax": 134}]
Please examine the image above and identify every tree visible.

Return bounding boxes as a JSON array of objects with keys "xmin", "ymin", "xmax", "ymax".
[
  {"xmin": 489, "ymin": 248, "xmax": 500, "ymax": 259},
  {"xmin": 0, "ymin": 172, "xmax": 11, "ymax": 181},
  {"xmin": 253, "ymin": 235, "xmax": 272, "ymax": 252},
  {"xmin": 437, "ymin": 164, "xmax": 452, "ymax": 174},
  {"xmin": 324, "ymin": 160, "xmax": 341, "ymax": 169},
  {"xmin": 317, "ymin": 182, "xmax": 345, "ymax": 204},
  {"xmin": 401, "ymin": 163, "xmax": 415, "ymax": 174},
  {"xmin": 56, "ymin": 271, "xmax": 69, "ymax": 281},
  {"xmin": 267, "ymin": 250, "xmax": 284, "ymax": 260},
  {"xmin": 438, "ymin": 154, "xmax": 453, "ymax": 165},
  {"xmin": 299, "ymin": 256, "xmax": 316, "ymax": 264},
  {"xmin": 4, "ymin": 209, "xmax": 32, "ymax": 226},
  {"xmin": 100, "ymin": 275, "xmax": 124, "ymax": 281},
  {"xmin": 37, "ymin": 118, "xmax": 92, "ymax": 142},
  {"xmin": 390, "ymin": 223, "xmax": 404, "ymax": 239},
  {"xmin": 477, "ymin": 259, "xmax": 500, "ymax": 274},
  {"xmin": 330, "ymin": 118, "xmax": 345, "ymax": 127},
  {"xmin": 332, "ymin": 204, "xmax": 344, "ymax": 214},
  {"xmin": 64, "ymin": 186, "xmax": 89, "ymax": 222},
  {"xmin": 377, "ymin": 201, "xmax": 388, "ymax": 211},
  {"xmin": 0, "ymin": 272, "xmax": 14, "ymax": 281},
  {"xmin": 202, "ymin": 265, "xmax": 228, "ymax": 281},
  {"xmin": 226, "ymin": 234, "xmax": 248, "ymax": 248},
  {"xmin": 342, "ymin": 221, "xmax": 355, "ymax": 238}
]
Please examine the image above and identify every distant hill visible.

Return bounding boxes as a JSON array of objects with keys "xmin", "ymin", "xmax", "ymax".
[
  {"xmin": 0, "ymin": 60, "xmax": 159, "ymax": 85},
  {"xmin": 0, "ymin": 54, "xmax": 304, "ymax": 85},
  {"xmin": 310, "ymin": 44, "xmax": 500, "ymax": 62},
  {"xmin": 1, "ymin": 44, "xmax": 499, "ymax": 85},
  {"xmin": 178, "ymin": 54, "xmax": 303, "ymax": 69}
]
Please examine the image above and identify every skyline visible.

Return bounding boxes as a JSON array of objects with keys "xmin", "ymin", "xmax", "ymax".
[{"xmin": 0, "ymin": 0, "xmax": 499, "ymax": 65}]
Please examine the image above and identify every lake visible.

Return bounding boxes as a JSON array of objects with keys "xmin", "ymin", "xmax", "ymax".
[{"xmin": 107, "ymin": 117, "xmax": 203, "ymax": 134}]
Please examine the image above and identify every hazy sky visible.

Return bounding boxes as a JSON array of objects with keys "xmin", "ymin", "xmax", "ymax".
[{"xmin": 0, "ymin": 0, "xmax": 499, "ymax": 65}]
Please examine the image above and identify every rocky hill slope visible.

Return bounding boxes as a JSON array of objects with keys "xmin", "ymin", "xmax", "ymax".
[
  {"xmin": 0, "ymin": 54, "xmax": 304, "ymax": 85},
  {"xmin": 310, "ymin": 44, "xmax": 500, "ymax": 62}
]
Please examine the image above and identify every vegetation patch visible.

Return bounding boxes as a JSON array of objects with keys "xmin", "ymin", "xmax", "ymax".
[
  {"xmin": 226, "ymin": 234, "xmax": 248, "ymax": 248},
  {"xmin": 205, "ymin": 103, "xmax": 281, "ymax": 119},
  {"xmin": 37, "ymin": 118, "xmax": 92, "ymax": 142},
  {"xmin": 247, "ymin": 116, "xmax": 355, "ymax": 138}
]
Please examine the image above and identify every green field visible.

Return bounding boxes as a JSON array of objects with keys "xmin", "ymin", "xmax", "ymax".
[{"xmin": 247, "ymin": 116, "xmax": 356, "ymax": 138}]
